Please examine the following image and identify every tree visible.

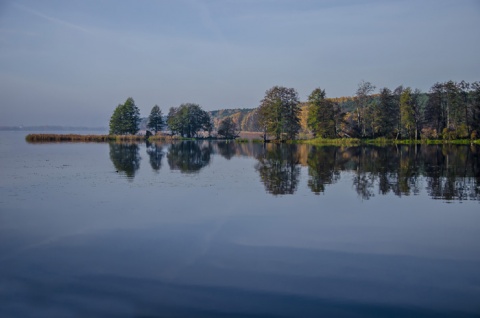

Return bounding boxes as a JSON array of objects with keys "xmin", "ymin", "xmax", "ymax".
[
  {"xmin": 147, "ymin": 105, "xmax": 164, "ymax": 134},
  {"xmin": 355, "ymin": 80, "xmax": 376, "ymax": 138},
  {"xmin": 166, "ymin": 103, "xmax": 212, "ymax": 138},
  {"xmin": 217, "ymin": 117, "xmax": 239, "ymax": 139},
  {"xmin": 400, "ymin": 88, "xmax": 415, "ymax": 139},
  {"xmin": 258, "ymin": 86, "xmax": 301, "ymax": 141},
  {"xmin": 307, "ymin": 88, "xmax": 336, "ymax": 138},
  {"xmin": 109, "ymin": 97, "xmax": 140, "ymax": 135},
  {"xmin": 372, "ymin": 87, "xmax": 397, "ymax": 138}
]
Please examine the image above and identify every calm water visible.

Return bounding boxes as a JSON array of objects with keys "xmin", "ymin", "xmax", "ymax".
[{"xmin": 0, "ymin": 132, "xmax": 479, "ymax": 317}]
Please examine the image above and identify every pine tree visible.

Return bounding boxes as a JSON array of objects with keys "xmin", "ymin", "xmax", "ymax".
[
  {"xmin": 109, "ymin": 97, "xmax": 140, "ymax": 135},
  {"xmin": 147, "ymin": 105, "xmax": 164, "ymax": 134}
]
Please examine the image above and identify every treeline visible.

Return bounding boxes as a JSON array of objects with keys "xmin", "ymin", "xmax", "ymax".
[{"xmin": 109, "ymin": 79, "xmax": 480, "ymax": 140}]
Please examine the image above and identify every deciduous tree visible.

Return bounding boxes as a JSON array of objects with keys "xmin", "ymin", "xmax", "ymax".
[
  {"xmin": 307, "ymin": 88, "xmax": 336, "ymax": 138},
  {"xmin": 258, "ymin": 86, "xmax": 301, "ymax": 141}
]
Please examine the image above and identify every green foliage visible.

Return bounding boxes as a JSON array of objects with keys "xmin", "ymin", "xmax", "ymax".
[
  {"xmin": 217, "ymin": 117, "xmax": 239, "ymax": 139},
  {"xmin": 307, "ymin": 88, "xmax": 336, "ymax": 138},
  {"xmin": 166, "ymin": 103, "xmax": 212, "ymax": 138},
  {"xmin": 109, "ymin": 97, "xmax": 141, "ymax": 135},
  {"xmin": 147, "ymin": 105, "xmax": 164, "ymax": 134},
  {"xmin": 258, "ymin": 86, "xmax": 301, "ymax": 141}
]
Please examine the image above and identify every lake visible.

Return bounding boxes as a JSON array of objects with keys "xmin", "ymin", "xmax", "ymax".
[{"xmin": 0, "ymin": 131, "xmax": 479, "ymax": 317}]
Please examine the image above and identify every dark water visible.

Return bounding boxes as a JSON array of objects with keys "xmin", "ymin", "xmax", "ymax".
[{"xmin": 1, "ymin": 132, "xmax": 479, "ymax": 317}]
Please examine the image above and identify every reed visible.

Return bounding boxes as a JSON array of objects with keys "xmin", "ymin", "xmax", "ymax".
[{"xmin": 25, "ymin": 134, "xmax": 144, "ymax": 143}]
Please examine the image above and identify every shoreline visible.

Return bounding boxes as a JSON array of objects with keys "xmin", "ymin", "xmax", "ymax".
[{"xmin": 24, "ymin": 133, "xmax": 480, "ymax": 145}]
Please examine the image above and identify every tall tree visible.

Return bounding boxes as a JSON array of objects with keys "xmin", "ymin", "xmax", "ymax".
[
  {"xmin": 471, "ymin": 82, "xmax": 480, "ymax": 135},
  {"xmin": 109, "ymin": 97, "xmax": 140, "ymax": 135},
  {"xmin": 373, "ymin": 87, "xmax": 397, "ymax": 138},
  {"xmin": 307, "ymin": 88, "xmax": 336, "ymax": 138},
  {"xmin": 400, "ymin": 88, "xmax": 415, "ymax": 139},
  {"xmin": 258, "ymin": 86, "xmax": 301, "ymax": 141},
  {"xmin": 355, "ymin": 80, "xmax": 376, "ymax": 138},
  {"xmin": 147, "ymin": 105, "xmax": 164, "ymax": 134}
]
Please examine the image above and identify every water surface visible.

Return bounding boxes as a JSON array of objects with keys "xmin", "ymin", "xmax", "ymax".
[{"xmin": 0, "ymin": 132, "xmax": 479, "ymax": 317}]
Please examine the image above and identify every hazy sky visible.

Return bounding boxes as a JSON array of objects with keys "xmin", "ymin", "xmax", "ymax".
[{"xmin": 0, "ymin": 0, "xmax": 479, "ymax": 126}]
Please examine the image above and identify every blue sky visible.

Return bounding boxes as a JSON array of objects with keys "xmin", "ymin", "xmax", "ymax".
[{"xmin": 0, "ymin": 0, "xmax": 479, "ymax": 126}]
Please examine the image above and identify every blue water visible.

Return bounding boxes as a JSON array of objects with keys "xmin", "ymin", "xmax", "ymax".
[{"xmin": 0, "ymin": 132, "xmax": 479, "ymax": 317}]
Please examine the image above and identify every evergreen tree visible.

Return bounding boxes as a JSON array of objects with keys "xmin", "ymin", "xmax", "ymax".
[
  {"xmin": 147, "ymin": 105, "xmax": 164, "ymax": 134},
  {"xmin": 109, "ymin": 97, "xmax": 140, "ymax": 135},
  {"xmin": 373, "ymin": 87, "xmax": 397, "ymax": 138}
]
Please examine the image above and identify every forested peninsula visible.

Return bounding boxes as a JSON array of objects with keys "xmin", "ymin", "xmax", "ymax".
[{"xmin": 27, "ymin": 80, "xmax": 480, "ymax": 144}]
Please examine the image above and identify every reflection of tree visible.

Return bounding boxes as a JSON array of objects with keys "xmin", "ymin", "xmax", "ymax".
[
  {"xmin": 255, "ymin": 144, "xmax": 300, "ymax": 195},
  {"xmin": 307, "ymin": 146, "xmax": 340, "ymax": 194},
  {"xmin": 146, "ymin": 141, "xmax": 164, "ymax": 171},
  {"xmin": 216, "ymin": 141, "xmax": 236, "ymax": 160},
  {"xmin": 423, "ymin": 145, "xmax": 480, "ymax": 201},
  {"xmin": 167, "ymin": 141, "xmax": 212, "ymax": 173},
  {"xmin": 109, "ymin": 142, "xmax": 141, "ymax": 179}
]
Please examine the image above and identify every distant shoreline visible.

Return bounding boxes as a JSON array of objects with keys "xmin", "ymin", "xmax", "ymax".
[{"xmin": 0, "ymin": 126, "xmax": 107, "ymax": 132}]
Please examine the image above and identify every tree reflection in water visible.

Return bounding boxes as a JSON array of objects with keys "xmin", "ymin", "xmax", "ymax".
[
  {"xmin": 109, "ymin": 142, "xmax": 141, "ymax": 180},
  {"xmin": 254, "ymin": 143, "xmax": 480, "ymax": 200},
  {"xmin": 146, "ymin": 141, "xmax": 164, "ymax": 172},
  {"xmin": 216, "ymin": 141, "xmax": 236, "ymax": 160},
  {"xmin": 167, "ymin": 141, "xmax": 212, "ymax": 173},
  {"xmin": 255, "ymin": 143, "xmax": 300, "ymax": 195},
  {"xmin": 307, "ymin": 146, "xmax": 341, "ymax": 194}
]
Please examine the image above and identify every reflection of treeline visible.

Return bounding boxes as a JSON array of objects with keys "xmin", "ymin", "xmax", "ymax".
[
  {"xmin": 253, "ymin": 143, "xmax": 480, "ymax": 200},
  {"xmin": 108, "ymin": 140, "xmax": 479, "ymax": 201}
]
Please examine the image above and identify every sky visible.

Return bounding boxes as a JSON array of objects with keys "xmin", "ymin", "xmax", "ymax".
[{"xmin": 0, "ymin": 0, "xmax": 479, "ymax": 127}]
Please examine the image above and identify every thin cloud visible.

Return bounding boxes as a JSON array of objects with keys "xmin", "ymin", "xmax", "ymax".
[{"xmin": 12, "ymin": 2, "xmax": 92, "ymax": 34}]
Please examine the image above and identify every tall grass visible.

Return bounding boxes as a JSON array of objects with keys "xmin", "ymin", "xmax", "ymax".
[{"xmin": 25, "ymin": 134, "xmax": 145, "ymax": 143}]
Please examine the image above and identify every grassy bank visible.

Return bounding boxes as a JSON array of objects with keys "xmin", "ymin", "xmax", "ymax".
[{"xmin": 298, "ymin": 137, "xmax": 480, "ymax": 146}]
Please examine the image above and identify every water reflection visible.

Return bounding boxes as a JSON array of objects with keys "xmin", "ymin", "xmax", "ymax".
[
  {"xmin": 255, "ymin": 144, "xmax": 301, "ymax": 195},
  {"xmin": 105, "ymin": 139, "xmax": 479, "ymax": 201},
  {"xmin": 252, "ymin": 143, "xmax": 479, "ymax": 200},
  {"xmin": 167, "ymin": 141, "xmax": 212, "ymax": 173},
  {"xmin": 146, "ymin": 141, "xmax": 164, "ymax": 171},
  {"xmin": 109, "ymin": 142, "xmax": 141, "ymax": 179},
  {"xmin": 307, "ymin": 146, "xmax": 341, "ymax": 194},
  {"xmin": 216, "ymin": 141, "xmax": 236, "ymax": 160}
]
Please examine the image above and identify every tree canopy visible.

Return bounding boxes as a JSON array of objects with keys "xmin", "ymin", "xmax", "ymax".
[
  {"xmin": 258, "ymin": 86, "xmax": 301, "ymax": 141},
  {"xmin": 166, "ymin": 103, "xmax": 212, "ymax": 138},
  {"xmin": 307, "ymin": 88, "xmax": 336, "ymax": 138},
  {"xmin": 109, "ymin": 97, "xmax": 140, "ymax": 135}
]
